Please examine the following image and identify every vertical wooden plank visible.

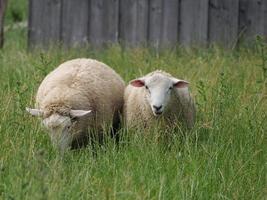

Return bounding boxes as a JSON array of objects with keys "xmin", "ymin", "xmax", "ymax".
[
  {"xmin": 148, "ymin": 0, "xmax": 162, "ymax": 48},
  {"xmin": 28, "ymin": 0, "xmax": 41, "ymax": 47},
  {"xmin": 42, "ymin": 0, "xmax": 61, "ymax": 46},
  {"xmin": 136, "ymin": 0, "xmax": 149, "ymax": 44},
  {"xmin": 119, "ymin": 0, "xmax": 149, "ymax": 47},
  {"xmin": 149, "ymin": 0, "xmax": 179, "ymax": 48},
  {"xmin": 103, "ymin": 0, "xmax": 119, "ymax": 43},
  {"xmin": 89, "ymin": 0, "xmax": 104, "ymax": 47},
  {"xmin": 0, "ymin": 0, "xmax": 7, "ymax": 48},
  {"xmin": 179, "ymin": 0, "xmax": 209, "ymax": 46},
  {"xmin": 61, "ymin": 0, "xmax": 89, "ymax": 47},
  {"xmin": 89, "ymin": 0, "xmax": 119, "ymax": 48},
  {"xmin": 239, "ymin": 0, "xmax": 267, "ymax": 41},
  {"xmin": 209, "ymin": 0, "xmax": 239, "ymax": 47},
  {"xmin": 28, "ymin": 0, "xmax": 61, "ymax": 48},
  {"xmin": 160, "ymin": 0, "xmax": 179, "ymax": 48}
]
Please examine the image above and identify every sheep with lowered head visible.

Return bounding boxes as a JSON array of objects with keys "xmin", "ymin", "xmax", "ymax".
[
  {"xmin": 124, "ymin": 70, "xmax": 195, "ymax": 129},
  {"xmin": 27, "ymin": 58, "xmax": 125, "ymax": 153}
]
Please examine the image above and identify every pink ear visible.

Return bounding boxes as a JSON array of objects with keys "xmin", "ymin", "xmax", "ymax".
[
  {"xmin": 130, "ymin": 79, "xmax": 145, "ymax": 87},
  {"xmin": 174, "ymin": 80, "xmax": 189, "ymax": 88}
]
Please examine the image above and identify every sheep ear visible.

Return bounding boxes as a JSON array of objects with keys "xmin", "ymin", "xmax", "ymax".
[
  {"xmin": 130, "ymin": 79, "xmax": 145, "ymax": 87},
  {"xmin": 172, "ymin": 78, "xmax": 189, "ymax": 88},
  {"xmin": 70, "ymin": 110, "xmax": 92, "ymax": 118},
  {"xmin": 26, "ymin": 107, "xmax": 43, "ymax": 117}
]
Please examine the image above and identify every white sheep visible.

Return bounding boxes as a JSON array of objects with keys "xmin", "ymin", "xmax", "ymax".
[
  {"xmin": 124, "ymin": 70, "xmax": 195, "ymax": 129},
  {"xmin": 27, "ymin": 58, "xmax": 125, "ymax": 153}
]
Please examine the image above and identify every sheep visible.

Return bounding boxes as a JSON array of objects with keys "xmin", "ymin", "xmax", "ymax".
[
  {"xmin": 124, "ymin": 70, "xmax": 195, "ymax": 129},
  {"xmin": 26, "ymin": 58, "xmax": 125, "ymax": 153}
]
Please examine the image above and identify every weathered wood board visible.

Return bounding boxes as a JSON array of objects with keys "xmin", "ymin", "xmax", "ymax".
[
  {"xmin": 179, "ymin": 0, "xmax": 209, "ymax": 46},
  {"xmin": 209, "ymin": 0, "xmax": 239, "ymax": 47},
  {"xmin": 28, "ymin": 0, "xmax": 61, "ymax": 48},
  {"xmin": 28, "ymin": 0, "xmax": 267, "ymax": 48}
]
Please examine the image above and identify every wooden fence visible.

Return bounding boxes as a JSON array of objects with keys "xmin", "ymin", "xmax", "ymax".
[{"xmin": 28, "ymin": 0, "xmax": 267, "ymax": 49}]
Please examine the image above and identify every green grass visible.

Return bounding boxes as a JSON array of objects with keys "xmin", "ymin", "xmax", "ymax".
[
  {"xmin": 0, "ymin": 2, "xmax": 266, "ymax": 199},
  {"xmin": 5, "ymin": 0, "xmax": 28, "ymax": 26}
]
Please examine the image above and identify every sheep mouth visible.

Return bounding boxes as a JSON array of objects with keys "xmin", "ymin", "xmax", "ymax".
[{"xmin": 153, "ymin": 111, "xmax": 163, "ymax": 116}]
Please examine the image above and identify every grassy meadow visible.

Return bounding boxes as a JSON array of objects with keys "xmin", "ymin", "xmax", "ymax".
[{"xmin": 0, "ymin": 1, "xmax": 266, "ymax": 199}]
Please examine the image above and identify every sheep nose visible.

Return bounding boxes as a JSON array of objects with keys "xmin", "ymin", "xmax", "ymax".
[{"xmin": 153, "ymin": 105, "xmax": 162, "ymax": 111}]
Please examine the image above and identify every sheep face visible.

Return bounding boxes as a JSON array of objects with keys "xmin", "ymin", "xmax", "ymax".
[
  {"xmin": 42, "ymin": 114, "xmax": 73, "ymax": 152},
  {"xmin": 130, "ymin": 74, "xmax": 188, "ymax": 116},
  {"xmin": 26, "ymin": 108, "xmax": 91, "ymax": 153}
]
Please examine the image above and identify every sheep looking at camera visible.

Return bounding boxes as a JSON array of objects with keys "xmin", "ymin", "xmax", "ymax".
[
  {"xmin": 27, "ymin": 58, "xmax": 125, "ymax": 153},
  {"xmin": 124, "ymin": 70, "xmax": 195, "ymax": 129}
]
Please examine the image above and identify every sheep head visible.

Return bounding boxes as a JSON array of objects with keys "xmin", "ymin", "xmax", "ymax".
[
  {"xmin": 26, "ymin": 108, "xmax": 91, "ymax": 153},
  {"xmin": 130, "ymin": 72, "xmax": 189, "ymax": 116}
]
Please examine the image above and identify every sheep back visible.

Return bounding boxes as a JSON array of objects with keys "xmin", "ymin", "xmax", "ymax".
[{"xmin": 36, "ymin": 58, "xmax": 125, "ymax": 132}]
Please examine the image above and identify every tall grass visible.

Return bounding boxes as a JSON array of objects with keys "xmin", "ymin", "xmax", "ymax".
[{"xmin": 0, "ymin": 4, "xmax": 266, "ymax": 199}]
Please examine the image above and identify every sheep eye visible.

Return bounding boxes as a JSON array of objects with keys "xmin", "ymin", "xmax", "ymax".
[
  {"xmin": 145, "ymin": 85, "xmax": 151, "ymax": 94},
  {"xmin": 169, "ymin": 87, "xmax": 173, "ymax": 90}
]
